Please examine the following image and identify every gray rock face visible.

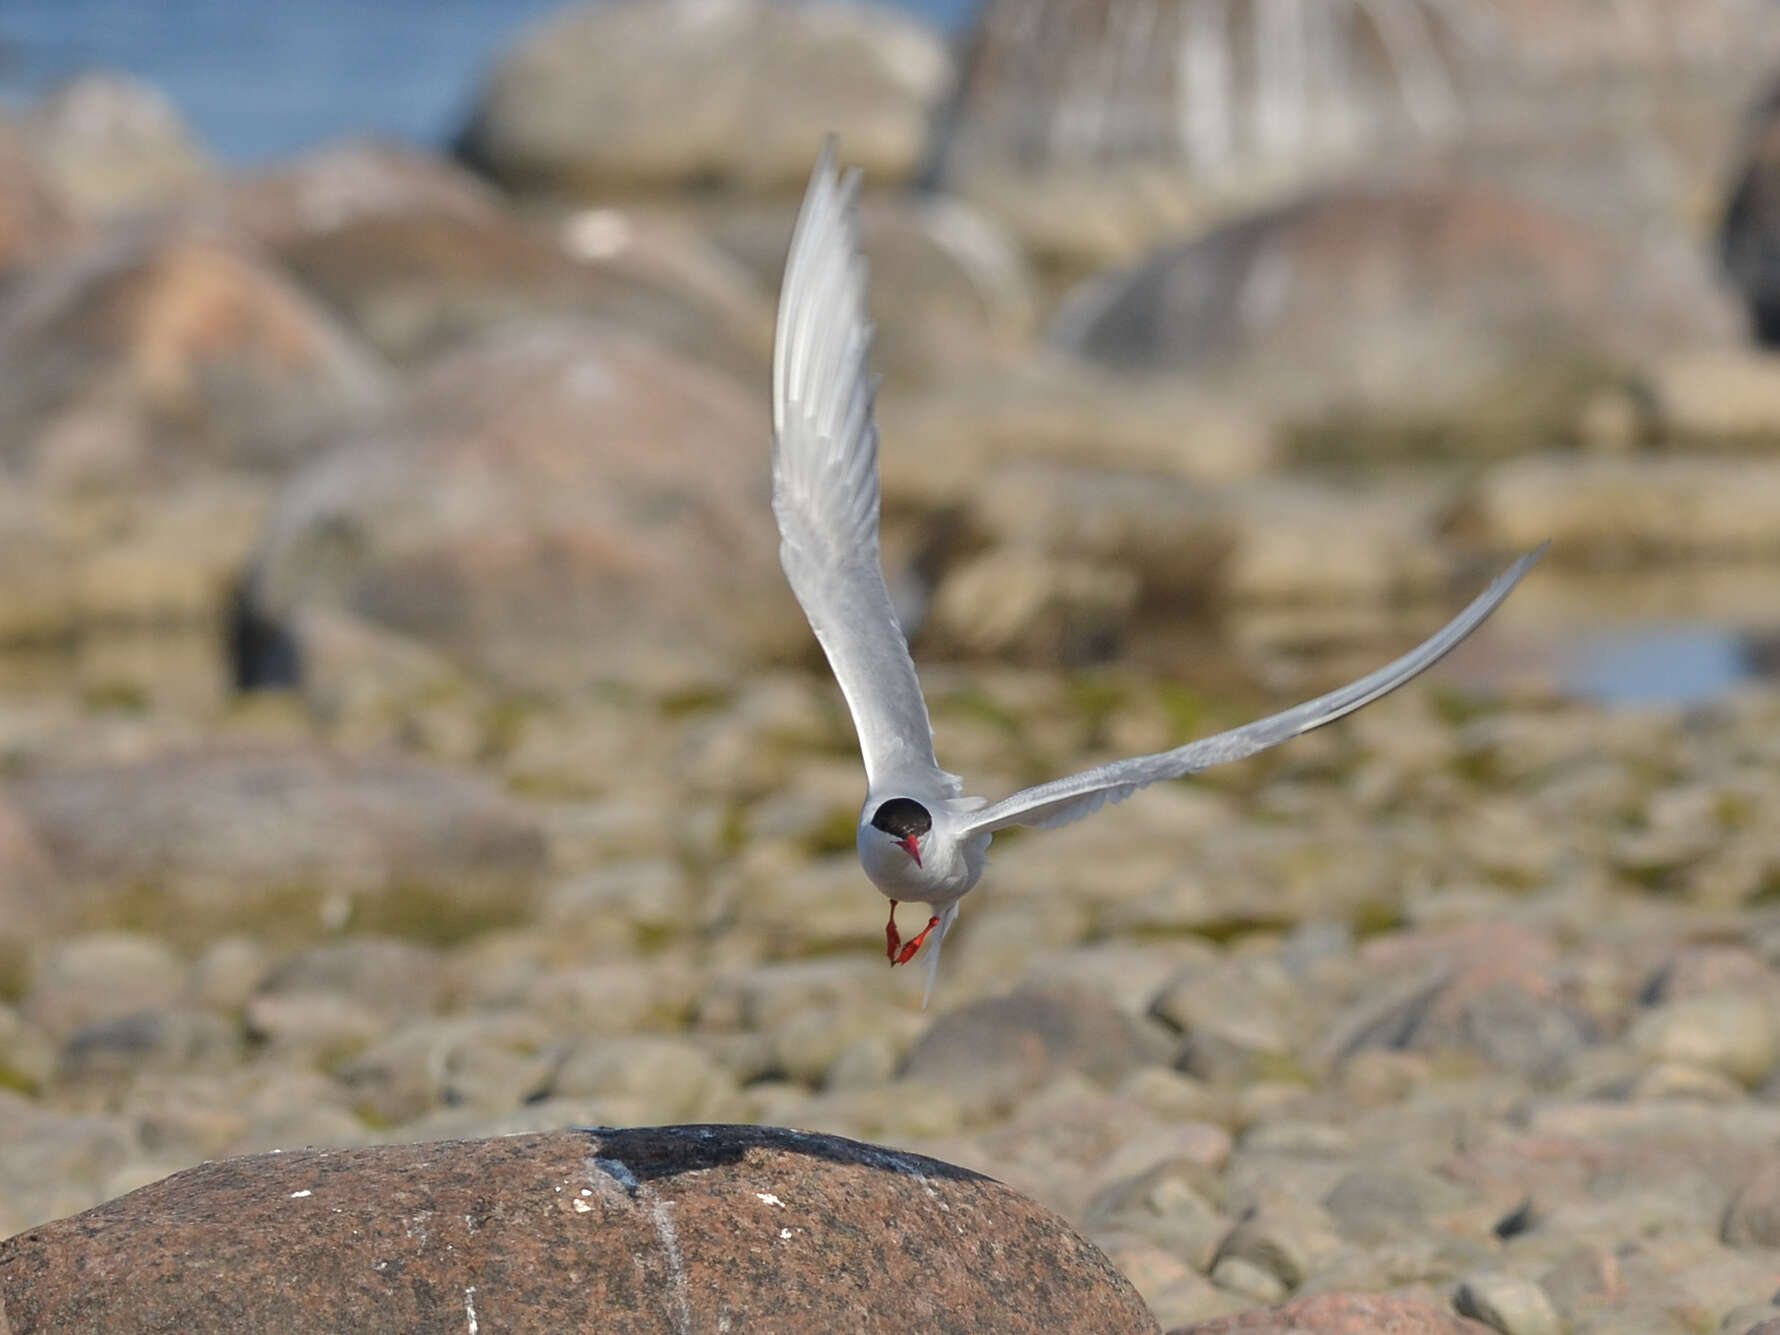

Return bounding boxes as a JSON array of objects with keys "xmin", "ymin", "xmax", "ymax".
[
  {"xmin": 0, "ymin": 1126, "xmax": 1160, "ymax": 1335},
  {"xmin": 454, "ymin": 0, "xmax": 952, "ymax": 196},
  {"xmin": 242, "ymin": 319, "xmax": 804, "ymax": 692}
]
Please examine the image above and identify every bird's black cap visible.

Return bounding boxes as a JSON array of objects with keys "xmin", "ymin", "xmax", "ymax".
[{"xmin": 870, "ymin": 798, "xmax": 931, "ymax": 839}]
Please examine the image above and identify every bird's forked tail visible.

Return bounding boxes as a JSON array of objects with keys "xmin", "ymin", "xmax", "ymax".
[{"xmin": 921, "ymin": 902, "xmax": 961, "ymax": 1008}]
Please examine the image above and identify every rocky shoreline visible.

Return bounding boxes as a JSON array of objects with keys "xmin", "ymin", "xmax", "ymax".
[{"xmin": 6, "ymin": 661, "xmax": 1780, "ymax": 1330}]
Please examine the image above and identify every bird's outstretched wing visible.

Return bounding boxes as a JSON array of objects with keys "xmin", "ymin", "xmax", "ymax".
[
  {"xmin": 773, "ymin": 145, "xmax": 952, "ymax": 793},
  {"xmin": 961, "ymin": 546, "xmax": 1546, "ymax": 835}
]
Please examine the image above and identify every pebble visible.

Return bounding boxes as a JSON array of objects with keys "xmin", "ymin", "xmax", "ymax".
[
  {"xmin": 1630, "ymin": 991, "xmax": 1780, "ymax": 1088},
  {"xmin": 1454, "ymin": 1273, "xmax": 1565, "ymax": 1335},
  {"xmin": 1722, "ymin": 1160, "xmax": 1780, "ymax": 1248},
  {"xmin": 900, "ymin": 987, "xmax": 1164, "ymax": 1112},
  {"xmin": 1210, "ymin": 1255, "xmax": 1290, "ymax": 1303},
  {"xmin": 1211, "ymin": 1198, "xmax": 1345, "ymax": 1292},
  {"xmin": 546, "ymin": 1036, "xmax": 737, "ymax": 1124},
  {"xmin": 0, "ymin": 1005, "xmax": 56, "ymax": 1094},
  {"xmin": 1085, "ymin": 1159, "xmax": 1230, "ymax": 1271},
  {"xmin": 58, "ymin": 1007, "xmax": 241, "ymax": 1082}
]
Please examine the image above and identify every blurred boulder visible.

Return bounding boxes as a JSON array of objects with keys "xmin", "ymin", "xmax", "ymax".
[
  {"xmin": 1048, "ymin": 182, "xmax": 1741, "ymax": 449},
  {"xmin": 1724, "ymin": 1159, "xmax": 1780, "ymax": 1247},
  {"xmin": 281, "ymin": 206, "xmax": 772, "ymax": 375},
  {"xmin": 545, "ymin": 1035, "xmax": 737, "ymax": 1122},
  {"xmin": 1313, "ymin": 924, "xmax": 1594, "ymax": 1084},
  {"xmin": 0, "ymin": 476, "xmax": 268, "ymax": 645},
  {"xmin": 257, "ymin": 938, "xmax": 452, "ymax": 1022},
  {"xmin": 878, "ymin": 361, "xmax": 1275, "ymax": 514},
  {"xmin": 0, "ymin": 1126, "xmax": 1161, "ymax": 1335},
  {"xmin": 0, "ymin": 124, "xmax": 88, "ymax": 276},
  {"xmin": 1219, "ymin": 479, "xmax": 1453, "ymax": 605},
  {"xmin": 58, "ymin": 1006, "xmax": 243, "ymax": 1084},
  {"xmin": 1631, "ymin": 990, "xmax": 1780, "ymax": 1089},
  {"xmin": 939, "ymin": 0, "xmax": 1780, "ymax": 268},
  {"xmin": 0, "ymin": 225, "xmax": 388, "ymax": 487},
  {"xmin": 930, "ymin": 545, "xmax": 1141, "ymax": 663},
  {"xmin": 454, "ymin": 0, "xmax": 953, "ymax": 197},
  {"xmin": 1722, "ymin": 79, "xmax": 1780, "ymax": 346},
  {"xmin": 217, "ymin": 138, "xmax": 503, "ymax": 248},
  {"xmin": 337, "ymin": 1013, "xmax": 555, "ymax": 1126},
  {"xmin": 19, "ymin": 932, "xmax": 187, "ymax": 1043},
  {"xmin": 1443, "ymin": 0, "xmax": 1780, "ymax": 237},
  {"xmin": 4, "ymin": 742, "xmax": 547, "ymax": 945},
  {"xmin": 241, "ymin": 319, "xmax": 803, "ymax": 693},
  {"xmin": 0, "ymin": 787, "xmax": 56, "ymax": 886},
  {"xmin": 0, "ymin": 794, "xmax": 56, "ymax": 978},
  {"xmin": 1460, "ymin": 454, "xmax": 1780, "ymax": 563},
  {"xmin": 1642, "ymin": 348, "xmax": 1780, "ymax": 444},
  {"xmin": 215, "ymin": 141, "xmax": 773, "ymax": 373},
  {"xmin": 937, "ymin": 0, "xmax": 1465, "ymax": 266},
  {"xmin": 711, "ymin": 190, "xmax": 1035, "ymax": 387},
  {"xmin": 25, "ymin": 72, "xmax": 211, "ymax": 219},
  {"xmin": 949, "ymin": 461, "xmax": 1232, "ymax": 603},
  {"xmin": 0, "ymin": 1098, "xmax": 137, "ymax": 1234}
]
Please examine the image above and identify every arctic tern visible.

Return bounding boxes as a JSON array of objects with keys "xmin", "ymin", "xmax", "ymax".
[{"xmin": 771, "ymin": 145, "xmax": 1543, "ymax": 1002}]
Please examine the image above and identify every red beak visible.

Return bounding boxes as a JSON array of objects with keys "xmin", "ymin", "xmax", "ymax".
[{"xmin": 897, "ymin": 835, "xmax": 922, "ymax": 867}]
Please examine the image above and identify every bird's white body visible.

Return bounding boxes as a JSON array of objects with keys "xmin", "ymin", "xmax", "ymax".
[{"xmin": 770, "ymin": 144, "xmax": 1543, "ymax": 1001}]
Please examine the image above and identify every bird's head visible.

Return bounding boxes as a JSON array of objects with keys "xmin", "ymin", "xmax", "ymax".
[{"xmin": 869, "ymin": 797, "xmax": 931, "ymax": 867}]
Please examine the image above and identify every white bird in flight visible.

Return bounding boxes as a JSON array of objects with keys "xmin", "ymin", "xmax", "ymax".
[{"xmin": 771, "ymin": 145, "xmax": 1544, "ymax": 1002}]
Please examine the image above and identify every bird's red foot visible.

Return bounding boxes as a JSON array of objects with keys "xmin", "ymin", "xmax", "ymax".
[
  {"xmin": 893, "ymin": 914, "xmax": 940, "ymax": 966},
  {"xmin": 885, "ymin": 900, "xmax": 901, "ymax": 963}
]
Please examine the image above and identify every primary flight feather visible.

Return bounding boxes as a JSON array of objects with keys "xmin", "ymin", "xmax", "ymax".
[{"xmin": 771, "ymin": 144, "xmax": 1543, "ymax": 1003}]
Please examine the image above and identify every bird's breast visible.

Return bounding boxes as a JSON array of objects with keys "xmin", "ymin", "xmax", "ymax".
[{"xmin": 856, "ymin": 826, "xmax": 976, "ymax": 906}]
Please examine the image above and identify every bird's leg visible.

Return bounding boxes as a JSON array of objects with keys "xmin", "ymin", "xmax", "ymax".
[
  {"xmin": 885, "ymin": 900, "xmax": 901, "ymax": 963},
  {"xmin": 893, "ymin": 914, "xmax": 941, "ymax": 967}
]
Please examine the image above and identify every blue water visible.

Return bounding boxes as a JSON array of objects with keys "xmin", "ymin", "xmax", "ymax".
[
  {"xmin": 0, "ymin": 0, "xmax": 984, "ymax": 164},
  {"xmin": 1562, "ymin": 624, "xmax": 1757, "ymax": 708}
]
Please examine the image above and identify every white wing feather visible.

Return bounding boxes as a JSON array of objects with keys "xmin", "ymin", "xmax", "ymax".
[
  {"xmin": 773, "ymin": 146, "xmax": 953, "ymax": 793},
  {"xmin": 962, "ymin": 545, "xmax": 1546, "ymax": 836}
]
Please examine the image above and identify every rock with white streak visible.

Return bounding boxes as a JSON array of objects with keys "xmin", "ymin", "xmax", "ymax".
[{"xmin": 0, "ymin": 1126, "xmax": 1160, "ymax": 1334}]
